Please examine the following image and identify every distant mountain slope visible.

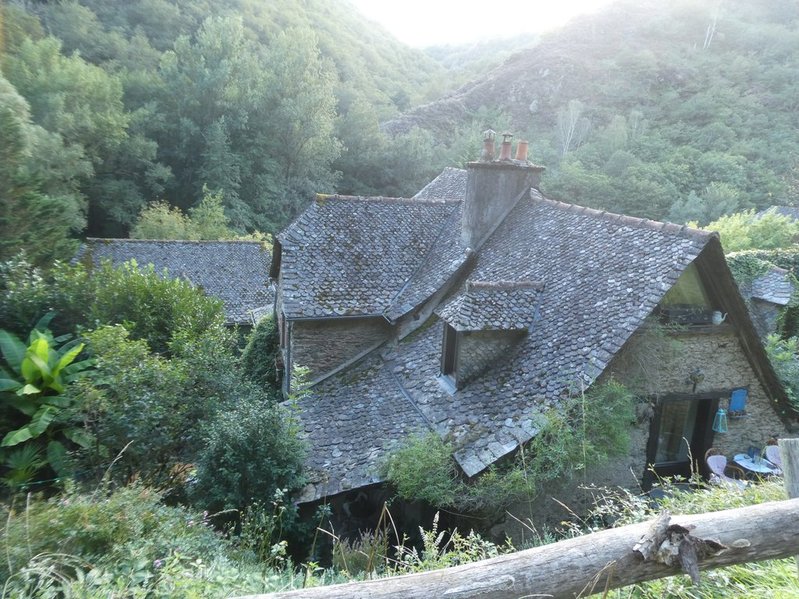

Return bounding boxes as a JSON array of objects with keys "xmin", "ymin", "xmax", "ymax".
[{"xmin": 385, "ymin": 0, "xmax": 799, "ymax": 223}]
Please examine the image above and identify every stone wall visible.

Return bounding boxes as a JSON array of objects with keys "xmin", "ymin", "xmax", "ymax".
[
  {"xmin": 290, "ymin": 317, "xmax": 392, "ymax": 381},
  {"xmin": 501, "ymin": 326, "xmax": 792, "ymax": 541},
  {"xmin": 603, "ymin": 325, "xmax": 788, "ymax": 485},
  {"xmin": 750, "ymin": 298, "xmax": 781, "ymax": 338}
]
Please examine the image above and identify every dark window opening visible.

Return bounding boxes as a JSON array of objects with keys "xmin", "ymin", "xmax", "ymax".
[
  {"xmin": 441, "ymin": 324, "xmax": 458, "ymax": 382},
  {"xmin": 643, "ymin": 393, "xmax": 720, "ymax": 489}
]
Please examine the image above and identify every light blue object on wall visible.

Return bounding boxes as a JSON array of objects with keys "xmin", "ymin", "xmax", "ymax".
[{"xmin": 712, "ymin": 408, "xmax": 728, "ymax": 433}]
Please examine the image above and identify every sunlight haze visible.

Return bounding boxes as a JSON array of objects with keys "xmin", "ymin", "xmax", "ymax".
[{"xmin": 349, "ymin": 0, "xmax": 617, "ymax": 46}]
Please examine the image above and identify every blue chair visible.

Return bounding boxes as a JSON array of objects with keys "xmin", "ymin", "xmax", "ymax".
[{"xmin": 729, "ymin": 388, "xmax": 748, "ymax": 417}]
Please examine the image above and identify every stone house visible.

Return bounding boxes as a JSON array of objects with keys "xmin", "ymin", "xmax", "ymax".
[
  {"xmin": 738, "ymin": 265, "xmax": 794, "ymax": 338},
  {"xmin": 75, "ymin": 239, "xmax": 273, "ymax": 326},
  {"xmin": 271, "ymin": 136, "xmax": 796, "ymax": 512}
]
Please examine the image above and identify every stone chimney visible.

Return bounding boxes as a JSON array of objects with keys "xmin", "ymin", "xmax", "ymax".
[{"xmin": 461, "ymin": 132, "xmax": 545, "ymax": 250}]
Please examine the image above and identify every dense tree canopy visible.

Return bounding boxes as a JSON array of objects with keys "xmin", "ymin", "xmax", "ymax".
[{"xmin": 3, "ymin": 0, "xmax": 799, "ymax": 261}]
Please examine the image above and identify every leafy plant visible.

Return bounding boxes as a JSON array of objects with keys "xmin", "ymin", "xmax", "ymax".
[
  {"xmin": 765, "ymin": 334, "xmax": 799, "ymax": 412},
  {"xmin": 393, "ymin": 512, "xmax": 513, "ymax": 574},
  {"xmin": 241, "ymin": 314, "xmax": 281, "ymax": 391},
  {"xmin": 700, "ymin": 209, "xmax": 799, "ymax": 253},
  {"xmin": 383, "ymin": 382, "xmax": 634, "ymax": 517},
  {"xmin": 383, "ymin": 432, "xmax": 460, "ymax": 507},
  {"xmin": 0, "ymin": 315, "xmax": 93, "ymax": 485},
  {"xmin": 0, "ymin": 485, "xmax": 233, "ymax": 592},
  {"xmin": 189, "ymin": 393, "xmax": 306, "ymax": 514}
]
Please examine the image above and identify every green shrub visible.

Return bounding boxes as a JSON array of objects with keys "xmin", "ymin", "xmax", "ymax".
[
  {"xmin": 241, "ymin": 314, "xmax": 281, "ymax": 391},
  {"xmin": 0, "ymin": 486, "xmax": 225, "ymax": 584},
  {"xmin": 190, "ymin": 396, "xmax": 306, "ymax": 513},
  {"xmin": 383, "ymin": 382, "xmax": 634, "ymax": 516},
  {"xmin": 0, "ymin": 485, "xmax": 307, "ymax": 597},
  {"xmin": 0, "ymin": 257, "xmax": 226, "ymax": 356},
  {"xmin": 383, "ymin": 432, "xmax": 460, "ymax": 507},
  {"xmin": 0, "ymin": 256, "xmax": 94, "ymax": 338},
  {"xmin": 702, "ymin": 209, "xmax": 799, "ymax": 253},
  {"xmin": 765, "ymin": 334, "xmax": 799, "ymax": 412},
  {"xmin": 90, "ymin": 260, "xmax": 225, "ymax": 355},
  {"xmin": 73, "ymin": 325, "xmax": 198, "ymax": 487}
]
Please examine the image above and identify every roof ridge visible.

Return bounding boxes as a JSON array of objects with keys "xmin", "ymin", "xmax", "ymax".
[
  {"xmin": 466, "ymin": 280, "xmax": 545, "ymax": 292},
  {"xmin": 84, "ymin": 238, "xmax": 265, "ymax": 245},
  {"xmin": 532, "ymin": 194, "xmax": 717, "ymax": 242},
  {"xmin": 316, "ymin": 194, "xmax": 461, "ymax": 205}
]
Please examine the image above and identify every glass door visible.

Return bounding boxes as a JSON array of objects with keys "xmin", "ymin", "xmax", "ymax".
[{"xmin": 644, "ymin": 394, "xmax": 718, "ymax": 488}]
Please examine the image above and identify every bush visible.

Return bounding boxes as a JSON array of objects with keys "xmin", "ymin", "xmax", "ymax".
[
  {"xmin": 383, "ymin": 382, "xmax": 634, "ymax": 516},
  {"xmin": 190, "ymin": 396, "xmax": 306, "ymax": 513},
  {"xmin": 0, "ymin": 486, "xmax": 225, "ymax": 585},
  {"xmin": 0, "ymin": 256, "xmax": 226, "ymax": 356},
  {"xmin": 0, "ymin": 256, "xmax": 93, "ymax": 338},
  {"xmin": 90, "ymin": 260, "xmax": 225, "ymax": 355},
  {"xmin": 702, "ymin": 209, "xmax": 799, "ymax": 253},
  {"xmin": 73, "ymin": 325, "xmax": 195, "ymax": 487},
  {"xmin": 0, "ymin": 485, "xmax": 305, "ymax": 597},
  {"xmin": 241, "ymin": 314, "xmax": 281, "ymax": 392},
  {"xmin": 765, "ymin": 334, "xmax": 799, "ymax": 411},
  {"xmin": 383, "ymin": 432, "xmax": 460, "ymax": 507}
]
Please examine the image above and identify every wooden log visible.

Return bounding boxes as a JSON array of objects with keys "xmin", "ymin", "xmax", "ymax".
[
  {"xmin": 779, "ymin": 437, "xmax": 799, "ymax": 575},
  {"xmin": 237, "ymin": 497, "xmax": 799, "ymax": 599}
]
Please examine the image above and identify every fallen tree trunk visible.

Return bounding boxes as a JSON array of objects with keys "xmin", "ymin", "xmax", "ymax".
[{"xmin": 237, "ymin": 497, "xmax": 799, "ymax": 599}]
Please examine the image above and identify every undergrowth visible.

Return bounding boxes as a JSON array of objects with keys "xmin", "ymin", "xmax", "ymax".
[
  {"xmin": 577, "ymin": 477, "xmax": 799, "ymax": 598},
  {"xmin": 382, "ymin": 381, "xmax": 635, "ymax": 518}
]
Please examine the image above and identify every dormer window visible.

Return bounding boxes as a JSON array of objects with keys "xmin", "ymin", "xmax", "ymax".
[{"xmin": 437, "ymin": 280, "xmax": 543, "ymax": 390}]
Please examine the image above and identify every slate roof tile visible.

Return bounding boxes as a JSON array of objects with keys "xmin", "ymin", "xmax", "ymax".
[
  {"xmin": 750, "ymin": 267, "xmax": 794, "ymax": 306},
  {"xmin": 413, "ymin": 167, "xmax": 468, "ymax": 200},
  {"xmin": 278, "ymin": 196, "xmax": 461, "ymax": 319},
  {"xmin": 75, "ymin": 239, "xmax": 272, "ymax": 325},
  {"xmin": 292, "ymin": 353, "xmax": 428, "ymax": 503},
  {"xmin": 287, "ymin": 184, "xmax": 715, "ymax": 500},
  {"xmin": 437, "ymin": 280, "xmax": 544, "ymax": 331}
]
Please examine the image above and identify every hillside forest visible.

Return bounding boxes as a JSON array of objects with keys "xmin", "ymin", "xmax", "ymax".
[
  {"xmin": 3, "ymin": 0, "xmax": 799, "ymax": 265},
  {"xmin": 3, "ymin": 0, "xmax": 799, "ymax": 596}
]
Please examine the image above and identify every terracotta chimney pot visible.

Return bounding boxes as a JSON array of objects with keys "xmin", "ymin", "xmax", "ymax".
[
  {"xmin": 515, "ymin": 140, "xmax": 529, "ymax": 162},
  {"xmin": 499, "ymin": 132, "xmax": 513, "ymax": 161}
]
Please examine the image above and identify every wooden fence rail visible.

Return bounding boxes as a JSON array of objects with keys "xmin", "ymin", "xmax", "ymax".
[{"xmin": 238, "ymin": 496, "xmax": 799, "ymax": 599}]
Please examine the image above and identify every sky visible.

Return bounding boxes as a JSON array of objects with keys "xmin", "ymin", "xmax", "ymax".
[{"xmin": 348, "ymin": 0, "xmax": 617, "ymax": 47}]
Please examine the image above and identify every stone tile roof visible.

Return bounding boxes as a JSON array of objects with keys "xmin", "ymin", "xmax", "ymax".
[
  {"xmin": 413, "ymin": 167, "xmax": 467, "ymax": 200},
  {"xmin": 277, "ymin": 195, "xmax": 461, "ymax": 319},
  {"xmin": 437, "ymin": 280, "xmax": 544, "ymax": 331},
  {"xmin": 392, "ymin": 191, "xmax": 714, "ymax": 476},
  {"xmin": 756, "ymin": 206, "xmax": 799, "ymax": 221},
  {"xmin": 751, "ymin": 267, "xmax": 794, "ymax": 306},
  {"xmin": 293, "ymin": 353, "xmax": 429, "ymax": 503},
  {"xmin": 383, "ymin": 205, "xmax": 471, "ymax": 322},
  {"xmin": 288, "ymin": 186, "xmax": 718, "ymax": 501},
  {"xmin": 75, "ymin": 239, "xmax": 272, "ymax": 325}
]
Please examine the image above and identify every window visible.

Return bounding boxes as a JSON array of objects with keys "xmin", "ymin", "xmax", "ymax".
[
  {"xmin": 644, "ymin": 393, "xmax": 721, "ymax": 488},
  {"xmin": 657, "ymin": 263, "xmax": 718, "ymax": 325},
  {"xmin": 441, "ymin": 324, "xmax": 458, "ymax": 380}
]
